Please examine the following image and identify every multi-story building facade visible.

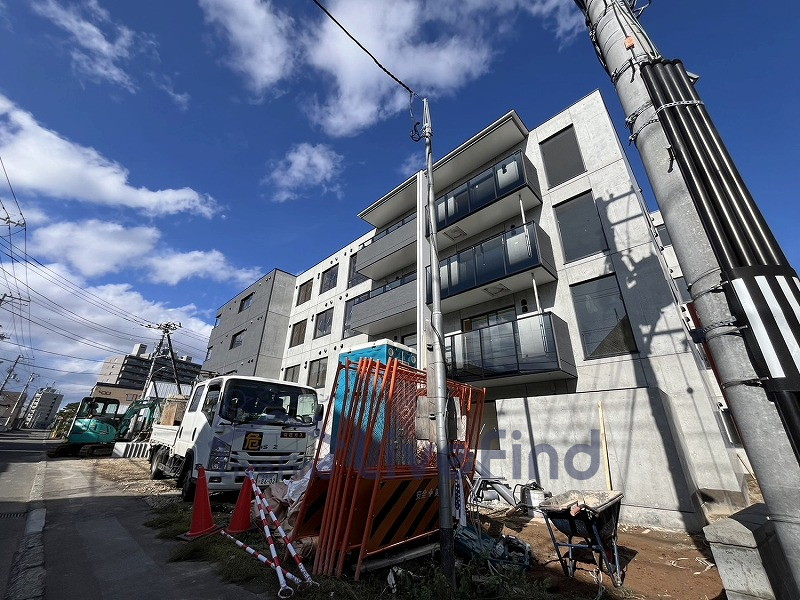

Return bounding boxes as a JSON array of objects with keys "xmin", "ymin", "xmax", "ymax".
[
  {"xmin": 23, "ymin": 387, "xmax": 63, "ymax": 429},
  {"xmin": 202, "ymin": 91, "xmax": 746, "ymax": 531},
  {"xmin": 203, "ymin": 269, "xmax": 296, "ymax": 378},
  {"xmin": 96, "ymin": 343, "xmax": 201, "ymax": 390}
]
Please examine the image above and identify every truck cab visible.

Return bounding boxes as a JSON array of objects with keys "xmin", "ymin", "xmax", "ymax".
[{"xmin": 149, "ymin": 375, "xmax": 320, "ymax": 500}]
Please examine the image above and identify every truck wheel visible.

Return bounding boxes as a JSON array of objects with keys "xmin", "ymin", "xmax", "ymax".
[
  {"xmin": 178, "ymin": 458, "xmax": 196, "ymax": 502},
  {"xmin": 150, "ymin": 448, "xmax": 165, "ymax": 480}
]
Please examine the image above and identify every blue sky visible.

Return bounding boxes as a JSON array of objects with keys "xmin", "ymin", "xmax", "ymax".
[{"xmin": 0, "ymin": 0, "xmax": 797, "ymax": 406}]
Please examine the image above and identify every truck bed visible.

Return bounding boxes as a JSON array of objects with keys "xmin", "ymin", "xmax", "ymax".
[{"xmin": 149, "ymin": 424, "xmax": 179, "ymax": 446}]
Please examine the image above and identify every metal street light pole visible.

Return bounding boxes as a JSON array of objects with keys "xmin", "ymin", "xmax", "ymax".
[{"xmin": 421, "ymin": 97, "xmax": 456, "ymax": 585}]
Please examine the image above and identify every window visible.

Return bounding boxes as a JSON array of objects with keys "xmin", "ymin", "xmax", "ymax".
[
  {"xmin": 297, "ymin": 280, "xmax": 313, "ymax": 306},
  {"xmin": 284, "ymin": 364, "xmax": 300, "ymax": 383},
  {"xmin": 238, "ymin": 293, "xmax": 254, "ymax": 312},
  {"xmin": 540, "ymin": 125, "xmax": 586, "ymax": 188},
  {"xmin": 205, "ymin": 347, "xmax": 213, "ymax": 361},
  {"xmin": 201, "ymin": 384, "xmax": 221, "ymax": 422},
  {"xmin": 308, "ymin": 358, "xmax": 327, "ymax": 389},
  {"xmin": 462, "ymin": 306, "xmax": 516, "ymax": 332},
  {"xmin": 347, "ymin": 254, "xmax": 368, "ymax": 288},
  {"xmin": 314, "ymin": 308, "xmax": 334, "ymax": 338},
  {"xmin": 656, "ymin": 224, "xmax": 673, "ymax": 247},
  {"xmin": 214, "ymin": 314, "xmax": 221, "ymax": 327},
  {"xmin": 342, "ymin": 293, "xmax": 368, "ymax": 339},
  {"xmin": 571, "ymin": 275, "xmax": 638, "ymax": 359},
  {"xmin": 289, "ymin": 319, "xmax": 307, "ymax": 348},
  {"xmin": 320, "ymin": 265, "xmax": 338, "ymax": 293},
  {"xmin": 229, "ymin": 330, "xmax": 245, "ymax": 349},
  {"xmin": 187, "ymin": 385, "xmax": 205, "ymax": 412},
  {"xmin": 554, "ymin": 191, "xmax": 608, "ymax": 262},
  {"xmin": 401, "ymin": 333, "xmax": 417, "ymax": 349}
]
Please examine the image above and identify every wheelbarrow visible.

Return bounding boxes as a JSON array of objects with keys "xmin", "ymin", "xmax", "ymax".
[{"xmin": 539, "ymin": 490, "xmax": 624, "ymax": 586}]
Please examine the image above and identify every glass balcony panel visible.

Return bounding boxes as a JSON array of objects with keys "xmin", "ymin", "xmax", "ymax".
[
  {"xmin": 505, "ymin": 224, "xmax": 538, "ymax": 271},
  {"xmin": 450, "ymin": 330, "xmax": 484, "ymax": 379},
  {"xmin": 475, "ymin": 237, "xmax": 505, "ymax": 287},
  {"xmin": 495, "ymin": 154, "xmax": 523, "ymax": 195},
  {"xmin": 449, "ymin": 184, "xmax": 470, "ymax": 226},
  {"xmin": 480, "ymin": 322, "xmax": 518, "ymax": 375},
  {"xmin": 516, "ymin": 314, "xmax": 558, "ymax": 372},
  {"xmin": 469, "ymin": 168, "xmax": 496, "ymax": 211},
  {"xmin": 448, "ymin": 248, "xmax": 476, "ymax": 296},
  {"xmin": 435, "ymin": 196, "xmax": 447, "ymax": 228}
]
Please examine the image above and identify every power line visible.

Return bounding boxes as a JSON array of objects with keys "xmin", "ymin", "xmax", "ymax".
[{"xmin": 310, "ymin": 0, "xmax": 416, "ymax": 96}]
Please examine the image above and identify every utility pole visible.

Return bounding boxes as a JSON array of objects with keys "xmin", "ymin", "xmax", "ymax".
[
  {"xmin": 12, "ymin": 373, "xmax": 38, "ymax": 429},
  {"xmin": 142, "ymin": 322, "xmax": 183, "ymax": 400},
  {"xmin": 573, "ymin": 0, "xmax": 800, "ymax": 587},
  {"xmin": 1, "ymin": 355, "xmax": 24, "ymax": 427},
  {"xmin": 418, "ymin": 98, "xmax": 456, "ymax": 585}
]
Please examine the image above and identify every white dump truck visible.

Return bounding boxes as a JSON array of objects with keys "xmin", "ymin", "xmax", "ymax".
[{"xmin": 148, "ymin": 375, "xmax": 322, "ymax": 501}]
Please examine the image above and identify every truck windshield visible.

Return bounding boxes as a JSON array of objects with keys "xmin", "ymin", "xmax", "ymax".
[{"xmin": 219, "ymin": 379, "xmax": 317, "ymax": 426}]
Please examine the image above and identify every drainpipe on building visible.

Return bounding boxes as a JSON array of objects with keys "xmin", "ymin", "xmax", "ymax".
[{"xmin": 573, "ymin": 0, "xmax": 800, "ymax": 585}]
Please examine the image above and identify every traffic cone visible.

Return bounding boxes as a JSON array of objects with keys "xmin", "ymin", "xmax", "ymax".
[
  {"xmin": 178, "ymin": 465, "xmax": 221, "ymax": 540},
  {"xmin": 225, "ymin": 477, "xmax": 253, "ymax": 534}
]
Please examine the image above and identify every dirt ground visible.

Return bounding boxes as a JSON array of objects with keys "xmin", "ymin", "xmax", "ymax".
[
  {"xmin": 482, "ymin": 507, "xmax": 724, "ymax": 599},
  {"xmin": 91, "ymin": 458, "xmax": 726, "ymax": 599}
]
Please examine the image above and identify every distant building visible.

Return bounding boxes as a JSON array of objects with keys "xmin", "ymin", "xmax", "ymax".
[
  {"xmin": 0, "ymin": 391, "xmax": 26, "ymax": 428},
  {"xmin": 23, "ymin": 387, "xmax": 63, "ymax": 429},
  {"xmin": 96, "ymin": 343, "xmax": 201, "ymax": 390},
  {"xmin": 202, "ymin": 269, "xmax": 296, "ymax": 378}
]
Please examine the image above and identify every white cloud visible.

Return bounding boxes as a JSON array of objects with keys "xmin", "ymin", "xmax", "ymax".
[
  {"xmin": 198, "ymin": 0, "xmax": 296, "ymax": 96},
  {"xmin": 31, "ymin": 0, "xmax": 146, "ymax": 91},
  {"xmin": 146, "ymin": 250, "xmax": 262, "ymax": 286},
  {"xmin": 304, "ymin": 0, "xmax": 492, "ymax": 137},
  {"xmin": 266, "ymin": 143, "xmax": 343, "ymax": 203},
  {"xmin": 29, "ymin": 220, "xmax": 160, "ymax": 277},
  {"xmin": 398, "ymin": 151, "xmax": 425, "ymax": 179},
  {"xmin": 0, "ymin": 94, "xmax": 217, "ymax": 217},
  {"xmin": 156, "ymin": 76, "xmax": 191, "ymax": 110}
]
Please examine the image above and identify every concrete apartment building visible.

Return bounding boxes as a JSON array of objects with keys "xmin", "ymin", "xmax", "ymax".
[
  {"xmin": 203, "ymin": 90, "xmax": 746, "ymax": 530},
  {"xmin": 96, "ymin": 343, "xmax": 201, "ymax": 390},
  {"xmin": 22, "ymin": 387, "xmax": 63, "ymax": 429}
]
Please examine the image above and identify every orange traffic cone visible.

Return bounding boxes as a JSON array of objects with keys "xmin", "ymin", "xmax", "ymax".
[
  {"xmin": 178, "ymin": 464, "xmax": 221, "ymax": 540},
  {"xmin": 225, "ymin": 477, "xmax": 253, "ymax": 534}
]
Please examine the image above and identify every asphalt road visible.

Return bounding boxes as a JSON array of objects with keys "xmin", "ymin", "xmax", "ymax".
[{"xmin": 1, "ymin": 430, "xmax": 268, "ymax": 599}]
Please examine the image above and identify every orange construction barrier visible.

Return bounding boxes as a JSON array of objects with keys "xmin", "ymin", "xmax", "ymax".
[
  {"xmin": 292, "ymin": 358, "xmax": 485, "ymax": 578},
  {"xmin": 178, "ymin": 464, "xmax": 221, "ymax": 540}
]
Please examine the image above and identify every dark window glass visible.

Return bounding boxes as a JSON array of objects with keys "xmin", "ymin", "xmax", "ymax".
[
  {"xmin": 201, "ymin": 384, "xmax": 221, "ymax": 422},
  {"xmin": 555, "ymin": 191, "xmax": 608, "ymax": 262},
  {"xmin": 297, "ymin": 280, "xmax": 313, "ymax": 305},
  {"xmin": 289, "ymin": 320, "xmax": 307, "ymax": 348},
  {"xmin": 469, "ymin": 168, "xmax": 495, "ymax": 210},
  {"xmin": 214, "ymin": 314, "xmax": 221, "ymax": 327},
  {"xmin": 320, "ymin": 265, "xmax": 338, "ymax": 293},
  {"xmin": 656, "ymin": 224, "xmax": 673, "ymax": 247},
  {"xmin": 347, "ymin": 254, "xmax": 368, "ymax": 288},
  {"xmin": 238, "ymin": 293, "xmax": 254, "ymax": 312},
  {"xmin": 284, "ymin": 365, "xmax": 300, "ymax": 383},
  {"xmin": 308, "ymin": 358, "xmax": 327, "ymax": 389},
  {"xmin": 314, "ymin": 308, "xmax": 334, "ymax": 338},
  {"xmin": 343, "ymin": 293, "xmax": 368, "ymax": 338},
  {"xmin": 205, "ymin": 347, "xmax": 213, "ymax": 361},
  {"xmin": 540, "ymin": 125, "xmax": 586, "ymax": 188},
  {"xmin": 571, "ymin": 275, "xmax": 637, "ymax": 359},
  {"xmin": 229, "ymin": 330, "xmax": 245, "ymax": 349},
  {"xmin": 187, "ymin": 384, "xmax": 205, "ymax": 412}
]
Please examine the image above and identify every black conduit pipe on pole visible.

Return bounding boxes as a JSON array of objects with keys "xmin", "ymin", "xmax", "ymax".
[
  {"xmin": 660, "ymin": 63, "xmax": 764, "ymax": 266},
  {"xmin": 671, "ymin": 66, "xmax": 787, "ymax": 266},
  {"xmin": 639, "ymin": 63, "xmax": 738, "ymax": 269}
]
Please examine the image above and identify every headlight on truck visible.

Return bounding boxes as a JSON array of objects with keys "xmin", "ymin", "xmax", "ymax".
[{"xmin": 207, "ymin": 436, "xmax": 231, "ymax": 470}]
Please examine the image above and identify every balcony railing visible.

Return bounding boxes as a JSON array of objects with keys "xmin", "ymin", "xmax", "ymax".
[
  {"xmin": 428, "ymin": 220, "xmax": 554, "ymax": 302},
  {"xmin": 434, "ymin": 150, "xmax": 536, "ymax": 230},
  {"xmin": 356, "ymin": 272, "xmax": 417, "ymax": 305},
  {"xmin": 443, "ymin": 312, "xmax": 575, "ymax": 382}
]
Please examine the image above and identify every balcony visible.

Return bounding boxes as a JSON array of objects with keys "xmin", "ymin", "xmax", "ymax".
[
  {"xmin": 356, "ymin": 151, "xmax": 542, "ymax": 282},
  {"xmin": 355, "ymin": 213, "xmax": 417, "ymax": 281},
  {"xmin": 444, "ymin": 312, "xmax": 576, "ymax": 387},
  {"xmin": 348, "ymin": 273, "xmax": 417, "ymax": 336},
  {"xmin": 434, "ymin": 151, "xmax": 541, "ymax": 251},
  {"xmin": 428, "ymin": 221, "xmax": 557, "ymax": 313}
]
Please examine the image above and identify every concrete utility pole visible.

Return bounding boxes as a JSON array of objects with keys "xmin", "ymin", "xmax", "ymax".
[
  {"xmin": 573, "ymin": 0, "xmax": 800, "ymax": 587},
  {"xmin": 420, "ymin": 98, "xmax": 456, "ymax": 585},
  {"xmin": 142, "ymin": 322, "xmax": 183, "ymax": 399},
  {"xmin": 0, "ymin": 355, "xmax": 22, "ymax": 427}
]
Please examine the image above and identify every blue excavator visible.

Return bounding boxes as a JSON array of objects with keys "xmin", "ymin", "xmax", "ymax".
[{"xmin": 47, "ymin": 396, "xmax": 158, "ymax": 458}]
